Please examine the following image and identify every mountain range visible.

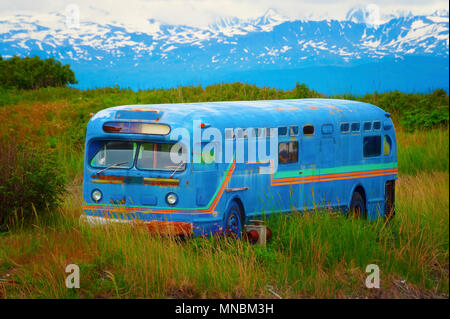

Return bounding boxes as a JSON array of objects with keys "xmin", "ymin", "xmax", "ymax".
[{"xmin": 0, "ymin": 7, "xmax": 448, "ymax": 94}]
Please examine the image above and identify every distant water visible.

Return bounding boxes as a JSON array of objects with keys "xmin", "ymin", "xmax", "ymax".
[{"xmin": 72, "ymin": 56, "xmax": 449, "ymax": 95}]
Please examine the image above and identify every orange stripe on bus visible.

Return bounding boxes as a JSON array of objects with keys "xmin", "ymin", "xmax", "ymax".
[{"xmin": 271, "ymin": 171, "xmax": 398, "ymax": 186}]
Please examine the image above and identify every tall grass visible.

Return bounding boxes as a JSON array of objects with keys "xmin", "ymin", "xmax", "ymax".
[
  {"xmin": 0, "ymin": 172, "xmax": 448, "ymax": 298},
  {"xmin": 397, "ymin": 127, "xmax": 449, "ymax": 175}
]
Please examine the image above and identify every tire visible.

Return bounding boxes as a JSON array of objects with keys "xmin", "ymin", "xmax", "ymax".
[
  {"xmin": 223, "ymin": 201, "xmax": 243, "ymax": 238},
  {"xmin": 349, "ymin": 191, "xmax": 366, "ymax": 219}
]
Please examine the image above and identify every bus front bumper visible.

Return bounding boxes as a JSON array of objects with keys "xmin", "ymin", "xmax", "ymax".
[{"xmin": 79, "ymin": 214, "xmax": 194, "ymax": 236}]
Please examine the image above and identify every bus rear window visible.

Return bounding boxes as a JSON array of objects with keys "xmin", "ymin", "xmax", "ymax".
[
  {"xmin": 137, "ymin": 143, "xmax": 186, "ymax": 171},
  {"xmin": 90, "ymin": 141, "xmax": 135, "ymax": 169},
  {"xmin": 363, "ymin": 136, "xmax": 381, "ymax": 157},
  {"xmin": 384, "ymin": 135, "xmax": 392, "ymax": 155}
]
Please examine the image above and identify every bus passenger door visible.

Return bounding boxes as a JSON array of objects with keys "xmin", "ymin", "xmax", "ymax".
[{"xmin": 192, "ymin": 142, "xmax": 219, "ymax": 207}]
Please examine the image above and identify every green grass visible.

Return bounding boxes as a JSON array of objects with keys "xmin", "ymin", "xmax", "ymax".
[{"xmin": 397, "ymin": 127, "xmax": 449, "ymax": 175}]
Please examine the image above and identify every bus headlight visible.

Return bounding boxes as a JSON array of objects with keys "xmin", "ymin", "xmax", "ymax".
[
  {"xmin": 166, "ymin": 193, "xmax": 178, "ymax": 206},
  {"xmin": 91, "ymin": 189, "xmax": 103, "ymax": 202}
]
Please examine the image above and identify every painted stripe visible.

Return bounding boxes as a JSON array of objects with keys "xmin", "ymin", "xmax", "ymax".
[
  {"xmin": 272, "ymin": 168, "xmax": 398, "ymax": 184},
  {"xmin": 272, "ymin": 162, "xmax": 397, "ymax": 179},
  {"xmin": 245, "ymin": 160, "xmax": 398, "ymax": 186},
  {"xmin": 271, "ymin": 171, "xmax": 397, "ymax": 186}
]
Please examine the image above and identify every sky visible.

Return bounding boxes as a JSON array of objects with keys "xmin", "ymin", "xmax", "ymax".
[{"xmin": 0, "ymin": 0, "xmax": 448, "ymax": 30}]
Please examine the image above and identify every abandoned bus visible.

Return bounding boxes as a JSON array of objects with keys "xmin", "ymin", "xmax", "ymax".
[{"xmin": 81, "ymin": 99, "xmax": 397, "ymax": 236}]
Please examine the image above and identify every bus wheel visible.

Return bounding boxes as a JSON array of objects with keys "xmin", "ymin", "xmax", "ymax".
[
  {"xmin": 349, "ymin": 191, "xmax": 366, "ymax": 219},
  {"xmin": 224, "ymin": 201, "xmax": 243, "ymax": 238}
]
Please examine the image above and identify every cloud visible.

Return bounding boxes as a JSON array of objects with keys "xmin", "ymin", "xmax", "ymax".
[{"xmin": 0, "ymin": 0, "xmax": 448, "ymax": 29}]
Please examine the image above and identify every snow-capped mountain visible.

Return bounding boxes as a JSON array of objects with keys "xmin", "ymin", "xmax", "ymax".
[
  {"xmin": 208, "ymin": 9, "xmax": 288, "ymax": 36},
  {"xmin": 0, "ymin": 8, "xmax": 448, "ymax": 93}
]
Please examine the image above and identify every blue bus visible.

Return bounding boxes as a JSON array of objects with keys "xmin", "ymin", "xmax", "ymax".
[{"xmin": 81, "ymin": 99, "xmax": 397, "ymax": 237}]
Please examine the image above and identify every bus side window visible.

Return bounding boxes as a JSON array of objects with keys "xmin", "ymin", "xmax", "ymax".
[
  {"xmin": 383, "ymin": 135, "xmax": 392, "ymax": 155},
  {"xmin": 235, "ymin": 128, "xmax": 247, "ymax": 139},
  {"xmin": 321, "ymin": 124, "xmax": 333, "ymax": 134},
  {"xmin": 340, "ymin": 123, "xmax": 349, "ymax": 133},
  {"xmin": 257, "ymin": 128, "xmax": 265, "ymax": 138},
  {"xmin": 363, "ymin": 122, "xmax": 372, "ymax": 131},
  {"xmin": 303, "ymin": 125, "xmax": 314, "ymax": 136},
  {"xmin": 289, "ymin": 126, "xmax": 299, "ymax": 136},
  {"xmin": 225, "ymin": 128, "xmax": 234, "ymax": 139},
  {"xmin": 373, "ymin": 121, "xmax": 381, "ymax": 130},
  {"xmin": 351, "ymin": 122, "xmax": 360, "ymax": 132},
  {"xmin": 279, "ymin": 141, "xmax": 298, "ymax": 164},
  {"xmin": 363, "ymin": 136, "xmax": 381, "ymax": 157}
]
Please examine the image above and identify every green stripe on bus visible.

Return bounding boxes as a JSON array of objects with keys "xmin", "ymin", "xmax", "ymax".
[{"xmin": 272, "ymin": 162, "xmax": 397, "ymax": 179}]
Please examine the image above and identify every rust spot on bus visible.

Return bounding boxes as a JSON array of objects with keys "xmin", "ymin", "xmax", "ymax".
[
  {"xmin": 143, "ymin": 177, "xmax": 180, "ymax": 187},
  {"xmin": 91, "ymin": 174, "xmax": 125, "ymax": 184},
  {"xmin": 327, "ymin": 105, "xmax": 343, "ymax": 112},
  {"xmin": 276, "ymin": 107, "xmax": 299, "ymax": 111},
  {"xmin": 144, "ymin": 221, "xmax": 193, "ymax": 236}
]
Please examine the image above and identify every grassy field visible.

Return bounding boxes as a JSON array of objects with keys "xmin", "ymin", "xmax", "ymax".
[
  {"xmin": 0, "ymin": 85, "xmax": 448, "ymax": 298},
  {"xmin": 0, "ymin": 171, "xmax": 448, "ymax": 298}
]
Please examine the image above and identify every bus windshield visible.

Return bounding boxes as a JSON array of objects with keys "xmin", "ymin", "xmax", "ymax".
[
  {"xmin": 136, "ymin": 142, "xmax": 186, "ymax": 171},
  {"xmin": 90, "ymin": 140, "xmax": 186, "ymax": 171},
  {"xmin": 91, "ymin": 141, "xmax": 135, "ymax": 169}
]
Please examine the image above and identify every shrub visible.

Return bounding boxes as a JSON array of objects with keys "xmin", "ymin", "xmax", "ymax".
[
  {"xmin": 293, "ymin": 82, "xmax": 322, "ymax": 98},
  {"xmin": 0, "ymin": 56, "xmax": 77, "ymax": 90},
  {"xmin": 0, "ymin": 140, "xmax": 66, "ymax": 227}
]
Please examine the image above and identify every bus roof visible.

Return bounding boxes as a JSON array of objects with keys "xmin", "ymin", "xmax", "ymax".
[{"xmin": 88, "ymin": 98, "xmax": 389, "ymax": 133}]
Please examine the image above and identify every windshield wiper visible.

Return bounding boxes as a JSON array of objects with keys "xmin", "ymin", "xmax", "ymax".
[
  {"xmin": 96, "ymin": 161, "xmax": 129, "ymax": 175},
  {"xmin": 168, "ymin": 161, "xmax": 186, "ymax": 179}
]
